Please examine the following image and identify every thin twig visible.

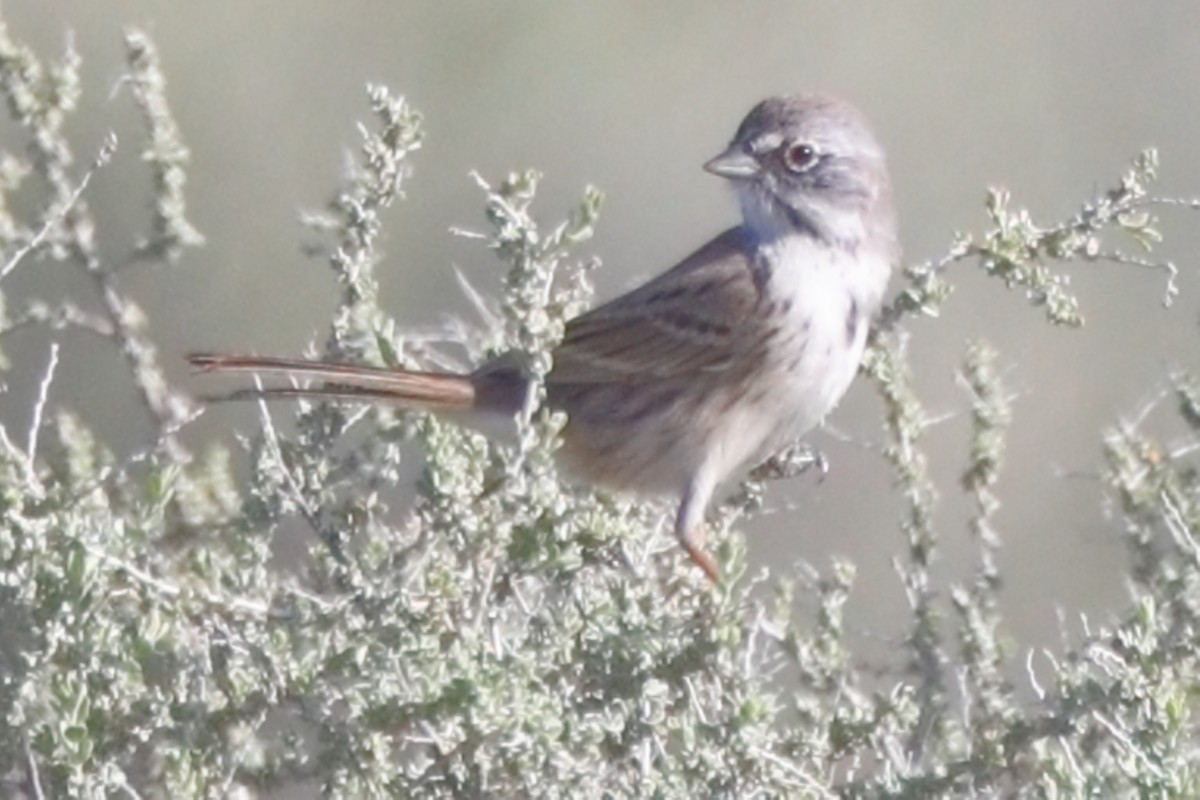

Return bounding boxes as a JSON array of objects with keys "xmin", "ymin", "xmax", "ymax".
[
  {"xmin": 253, "ymin": 379, "xmax": 346, "ymax": 563},
  {"xmin": 0, "ymin": 133, "xmax": 117, "ymax": 281},
  {"xmin": 24, "ymin": 738, "xmax": 44, "ymax": 800},
  {"xmin": 25, "ymin": 341, "xmax": 59, "ymax": 488}
]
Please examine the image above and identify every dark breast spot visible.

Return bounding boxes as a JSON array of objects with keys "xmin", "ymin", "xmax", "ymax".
[{"xmin": 844, "ymin": 297, "xmax": 861, "ymax": 347}]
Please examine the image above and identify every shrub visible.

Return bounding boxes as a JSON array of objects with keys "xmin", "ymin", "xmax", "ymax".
[{"xmin": 1, "ymin": 21, "xmax": 1198, "ymax": 799}]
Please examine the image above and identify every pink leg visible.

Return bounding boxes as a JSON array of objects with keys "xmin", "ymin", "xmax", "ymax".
[
  {"xmin": 679, "ymin": 526, "xmax": 720, "ymax": 582},
  {"xmin": 676, "ymin": 473, "xmax": 719, "ymax": 582}
]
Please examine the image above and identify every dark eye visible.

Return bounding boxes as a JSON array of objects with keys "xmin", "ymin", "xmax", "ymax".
[{"xmin": 782, "ymin": 142, "xmax": 818, "ymax": 173}]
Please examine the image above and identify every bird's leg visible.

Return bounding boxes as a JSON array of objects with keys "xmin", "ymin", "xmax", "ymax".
[
  {"xmin": 679, "ymin": 527, "xmax": 720, "ymax": 582},
  {"xmin": 676, "ymin": 474, "xmax": 720, "ymax": 582}
]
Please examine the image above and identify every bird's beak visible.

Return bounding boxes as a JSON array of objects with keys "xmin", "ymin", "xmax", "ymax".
[{"xmin": 703, "ymin": 146, "xmax": 760, "ymax": 179}]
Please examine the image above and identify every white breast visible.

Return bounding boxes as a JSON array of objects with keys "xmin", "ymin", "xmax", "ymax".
[{"xmin": 704, "ymin": 233, "xmax": 890, "ymax": 481}]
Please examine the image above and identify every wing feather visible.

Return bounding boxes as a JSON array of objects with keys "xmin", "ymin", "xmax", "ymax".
[{"xmin": 550, "ymin": 228, "xmax": 762, "ymax": 384}]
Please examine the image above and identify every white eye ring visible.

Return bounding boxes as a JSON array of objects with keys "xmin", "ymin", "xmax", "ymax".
[{"xmin": 782, "ymin": 142, "xmax": 818, "ymax": 173}]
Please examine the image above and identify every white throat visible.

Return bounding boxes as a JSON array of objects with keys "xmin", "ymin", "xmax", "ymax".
[{"xmin": 736, "ymin": 183, "xmax": 870, "ymax": 252}]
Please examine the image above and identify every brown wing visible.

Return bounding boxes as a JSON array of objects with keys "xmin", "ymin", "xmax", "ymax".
[{"xmin": 550, "ymin": 228, "xmax": 763, "ymax": 385}]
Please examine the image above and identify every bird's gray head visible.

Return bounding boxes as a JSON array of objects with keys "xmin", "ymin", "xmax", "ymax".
[{"xmin": 705, "ymin": 94, "xmax": 896, "ymax": 251}]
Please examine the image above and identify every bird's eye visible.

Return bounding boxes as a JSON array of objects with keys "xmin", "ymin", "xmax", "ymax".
[{"xmin": 782, "ymin": 142, "xmax": 818, "ymax": 173}]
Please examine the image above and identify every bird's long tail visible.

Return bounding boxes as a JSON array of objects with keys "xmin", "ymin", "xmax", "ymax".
[{"xmin": 187, "ymin": 353, "xmax": 477, "ymax": 410}]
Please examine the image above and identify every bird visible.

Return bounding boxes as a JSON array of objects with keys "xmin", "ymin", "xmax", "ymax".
[{"xmin": 190, "ymin": 94, "xmax": 899, "ymax": 582}]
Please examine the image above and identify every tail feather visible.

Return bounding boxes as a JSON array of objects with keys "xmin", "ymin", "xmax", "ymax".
[{"xmin": 187, "ymin": 353, "xmax": 476, "ymax": 410}]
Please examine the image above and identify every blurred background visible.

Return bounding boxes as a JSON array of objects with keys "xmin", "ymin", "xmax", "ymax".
[{"xmin": 4, "ymin": 2, "xmax": 1200, "ymax": 655}]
